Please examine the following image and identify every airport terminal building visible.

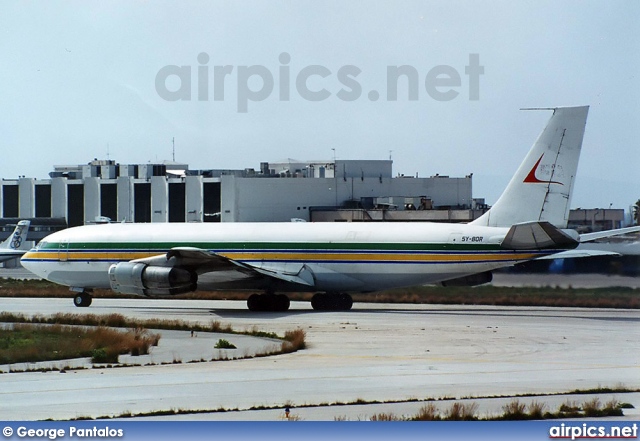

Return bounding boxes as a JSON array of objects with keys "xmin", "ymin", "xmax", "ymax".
[
  {"xmin": 0, "ymin": 158, "xmax": 483, "ymax": 238},
  {"xmin": 0, "ymin": 158, "xmax": 626, "ymax": 245}
]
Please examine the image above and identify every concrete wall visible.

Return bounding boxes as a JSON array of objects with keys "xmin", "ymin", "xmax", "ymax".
[
  {"xmin": 186, "ymin": 175, "xmax": 203, "ymax": 222},
  {"xmin": 51, "ymin": 178, "xmax": 67, "ymax": 219},
  {"xmin": 18, "ymin": 178, "xmax": 35, "ymax": 218},
  {"xmin": 117, "ymin": 177, "xmax": 134, "ymax": 222},
  {"xmin": 151, "ymin": 176, "xmax": 168, "ymax": 222},
  {"xmin": 83, "ymin": 177, "xmax": 100, "ymax": 223}
]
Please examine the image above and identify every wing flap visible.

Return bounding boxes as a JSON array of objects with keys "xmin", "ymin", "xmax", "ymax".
[{"xmin": 251, "ymin": 263, "xmax": 316, "ymax": 287}]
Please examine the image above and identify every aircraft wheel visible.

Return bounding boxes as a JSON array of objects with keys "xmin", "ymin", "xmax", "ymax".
[
  {"xmin": 73, "ymin": 292, "xmax": 92, "ymax": 307},
  {"xmin": 276, "ymin": 294, "xmax": 290, "ymax": 311},
  {"xmin": 311, "ymin": 293, "xmax": 326, "ymax": 310},
  {"xmin": 339, "ymin": 293, "xmax": 353, "ymax": 310},
  {"xmin": 247, "ymin": 294, "xmax": 261, "ymax": 311}
]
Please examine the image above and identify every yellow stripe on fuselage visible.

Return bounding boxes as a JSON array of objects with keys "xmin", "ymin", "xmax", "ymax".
[{"xmin": 24, "ymin": 250, "xmax": 541, "ymax": 263}]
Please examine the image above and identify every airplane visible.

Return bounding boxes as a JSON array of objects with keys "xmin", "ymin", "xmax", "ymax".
[
  {"xmin": 20, "ymin": 106, "xmax": 639, "ymax": 310},
  {"xmin": 0, "ymin": 220, "xmax": 31, "ymax": 263}
]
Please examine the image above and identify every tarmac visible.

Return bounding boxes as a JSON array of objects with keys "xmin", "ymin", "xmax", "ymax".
[{"xmin": 0, "ymin": 295, "xmax": 638, "ymax": 421}]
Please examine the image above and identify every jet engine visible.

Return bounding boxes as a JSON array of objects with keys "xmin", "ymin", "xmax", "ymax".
[{"xmin": 108, "ymin": 262, "xmax": 197, "ymax": 296}]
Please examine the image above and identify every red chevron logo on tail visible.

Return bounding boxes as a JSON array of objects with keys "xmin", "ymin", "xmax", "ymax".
[{"xmin": 523, "ymin": 154, "xmax": 563, "ymax": 185}]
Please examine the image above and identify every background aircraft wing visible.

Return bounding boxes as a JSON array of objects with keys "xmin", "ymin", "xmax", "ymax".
[
  {"xmin": 579, "ymin": 226, "xmax": 640, "ymax": 242},
  {"xmin": 535, "ymin": 249, "xmax": 620, "ymax": 260}
]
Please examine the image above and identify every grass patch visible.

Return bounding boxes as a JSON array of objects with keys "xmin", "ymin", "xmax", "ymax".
[
  {"xmin": 365, "ymin": 285, "xmax": 640, "ymax": 309},
  {"xmin": 0, "ymin": 312, "xmax": 306, "ymax": 368},
  {"xmin": 1, "ymin": 278, "xmax": 638, "ymax": 309},
  {"xmin": 72, "ymin": 386, "xmax": 637, "ymax": 421},
  {"xmin": 0, "ymin": 312, "xmax": 240, "ymax": 336},
  {"xmin": 0, "ymin": 323, "xmax": 160, "ymax": 364}
]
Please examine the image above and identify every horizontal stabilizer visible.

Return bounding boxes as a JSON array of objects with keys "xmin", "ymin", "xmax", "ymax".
[
  {"xmin": 579, "ymin": 226, "xmax": 640, "ymax": 243},
  {"xmin": 501, "ymin": 221, "xmax": 579, "ymax": 250}
]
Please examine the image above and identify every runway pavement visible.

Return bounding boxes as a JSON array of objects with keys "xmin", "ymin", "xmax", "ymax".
[{"xmin": 0, "ymin": 297, "xmax": 638, "ymax": 420}]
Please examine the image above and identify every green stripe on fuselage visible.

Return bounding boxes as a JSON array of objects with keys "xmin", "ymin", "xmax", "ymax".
[{"xmin": 39, "ymin": 241, "xmax": 501, "ymax": 252}]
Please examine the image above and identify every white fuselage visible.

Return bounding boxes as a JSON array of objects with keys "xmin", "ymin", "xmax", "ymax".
[{"xmin": 21, "ymin": 222, "xmax": 552, "ymax": 294}]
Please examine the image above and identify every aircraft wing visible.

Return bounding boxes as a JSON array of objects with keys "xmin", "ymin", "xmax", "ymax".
[
  {"xmin": 132, "ymin": 247, "xmax": 245, "ymax": 272},
  {"xmin": 129, "ymin": 247, "xmax": 315, "ymax": 287}
]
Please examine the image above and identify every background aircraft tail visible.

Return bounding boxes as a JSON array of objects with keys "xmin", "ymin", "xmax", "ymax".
[
  {"xmin": 0, "ymin": 220, "xmax": 31, "ymax": 250},
  {"xmin": 471, "ymin": 106, "xmax": 589, "ymax": 228}
]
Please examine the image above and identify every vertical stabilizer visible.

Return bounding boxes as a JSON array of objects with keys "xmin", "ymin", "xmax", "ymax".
[
  {"xmin": 471, "ymin": 106, "xmax": 589, "ymax": 228},
  {"xmin": 0, "ymin": 220, "xmax": 31, "ymax": 250}
]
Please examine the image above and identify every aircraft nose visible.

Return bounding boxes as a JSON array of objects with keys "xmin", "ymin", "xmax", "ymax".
[{"xmin": 20, "ymin": 252, "xmax": 47, "ymax": 278}]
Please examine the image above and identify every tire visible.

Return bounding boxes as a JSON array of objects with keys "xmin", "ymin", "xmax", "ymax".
[
  {"xmin": 247, "ymin": 294, "xmax": 261, "ymax": 311},
  {"xmin": 311, "ymin": 293, "xmax": 325, "ymax": 310},
  {"xmin": 74, "ymin": 293, "xmax": 92, "ymax": 307},
  {"xmin": 276, "ymin": 294, "xmax": 290, "ymax": 311},
  {"xmin": 339, "ymin": 293, "xmax": 353, "ymax": 310}
]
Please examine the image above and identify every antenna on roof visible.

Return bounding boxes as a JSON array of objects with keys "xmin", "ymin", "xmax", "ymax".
[{"xmin": 172, "ymin": 137, "xmax": 175, "ymax": 162}]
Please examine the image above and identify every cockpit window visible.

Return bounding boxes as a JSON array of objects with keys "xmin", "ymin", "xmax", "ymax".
[{"xmin": 37, "ymin": 241, "xmax": 48, "ymax": 250}]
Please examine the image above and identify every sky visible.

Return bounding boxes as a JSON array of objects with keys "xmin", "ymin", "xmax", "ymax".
[{"xmin": 1, "ymin": 0, "xmax": 638, "ymax": 213}]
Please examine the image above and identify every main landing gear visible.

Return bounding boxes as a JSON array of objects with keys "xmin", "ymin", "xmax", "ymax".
[
  {"xmin": 247, "ymin": 293, "xmax": 291, "ymax": 312},
  {"xmin": 311, "ymin": 293, "xmax": 353, "ymax": 311},
  {"xmin": 246, "ymin": 292, "xmax": 354, "ymax": 311},
  {"xmin": 73, "ymin": 290, "xmax": 93, "ymax": 307}
]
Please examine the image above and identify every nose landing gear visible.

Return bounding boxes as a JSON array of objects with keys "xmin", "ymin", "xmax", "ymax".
[{"xmin": 73, "ymin": 290, "xmax": 93, "ymax": 307}]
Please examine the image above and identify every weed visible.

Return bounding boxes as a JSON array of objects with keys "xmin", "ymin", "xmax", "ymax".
[
  {"xmin": 527, "ymin": 400, "xmax": 547, "ymax": 419},
  {"xmin": 582, "ymin": 397, "xmax": 602, "ymax": 417},
  {"xmin": 413, "ymin": 403, "xmax": 440, "ymax": 421},
  {"xmin": 501, "ymin": 399, "xmax": 527, "ymax": 420},
  {"xmin": 370, "ymin": 413, "xmax": 402, "ymax": 421},
  {"xmin": 281, "ymin": 329, "xmax": 306, "ymax": 353},
  {"xmin": 214, "ymin": 339, "xmax": 236, "ymax": 349},
  {"xmin": 444, "ymin": 402, "xmax": 478, "ymax": 421}
]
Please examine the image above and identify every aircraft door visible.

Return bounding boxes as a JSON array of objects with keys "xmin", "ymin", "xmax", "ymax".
[
  {"xmin": 58, "ymin": 239, "xmax": 69, "ymax": 262},
  {"xmin": 447, "ymin": 232, "xmax": 463, "ymax": 248}
]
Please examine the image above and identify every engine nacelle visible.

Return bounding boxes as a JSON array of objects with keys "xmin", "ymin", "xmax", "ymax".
[
  {"xmin": 440, "ymin": 271, "xmax": 493, "ymax": 287},
  {"xmin": 108, "ymin": 262, "xmax": 197, "ymax": 296}
]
